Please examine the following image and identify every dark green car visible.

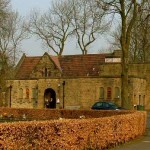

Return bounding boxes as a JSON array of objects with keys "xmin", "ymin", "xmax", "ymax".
[{"xmin": 91, "ymin": 101, "xmax": 121, "ymax": 110}]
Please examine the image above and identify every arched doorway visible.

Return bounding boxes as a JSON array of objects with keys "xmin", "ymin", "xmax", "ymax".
[{"xmin": 44, "ymin": 88, "xmax": 56, "ymax": 108}]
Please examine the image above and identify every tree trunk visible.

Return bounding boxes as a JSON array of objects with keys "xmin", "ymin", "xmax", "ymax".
[
  {"xmin": 121, "ymin": 50, "xmax": 132, "ymax": 109},
  {"xmin": 120, "ymin": 0, "xmax": 138, "ymax": 109}
]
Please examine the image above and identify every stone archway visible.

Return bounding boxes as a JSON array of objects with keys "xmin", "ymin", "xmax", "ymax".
[{"xmin": 44, "ymin": 88, "xmax": 56, "ymax": 108}]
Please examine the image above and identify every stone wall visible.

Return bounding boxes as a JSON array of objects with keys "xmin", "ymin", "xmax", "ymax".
[
  {"xmin": 5, "ymin": 80, "xmax": 37, "ymax": 108},
  {"xmin": 3, "ymin": 63, "xmax": 149, "ymax": 110},
  {"xmin": 5, "ymin": 77, "xmax": 145, "ymax": 109},
  {"xmin": 30, "ymin": 53, "xmax": 61, "ymax": 78}
]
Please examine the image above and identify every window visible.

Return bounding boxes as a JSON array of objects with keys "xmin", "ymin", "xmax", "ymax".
[
  {"xmin": 44, "ymin": 67, "xmax": 51, "ymax": 77},
  {"xmin": 115, "ymin": 87, "xmax": 120, "ymax": 98},
  {"xmin": 95, "ymin": 102, "xmax": 103, "ymax": 107},
  {"xmin": 26, "ymin": 88, "xmax": 29, "ymax": 99},
  {"xmin": 103, "ymin": 102, "xmax": 109, "ymax": 108},
  {"xmin": 99, "ymin": 87, "xmax": 104, "ymax": 99},
  {"xmin": 32, "ymin": 88, "xmax": 37, "ymax": 99},
  {"xmin": 41, "ymin": 71, "xmax": 44, "ymax": 77},
  {"xmin": 107, "ymin": 87, "xmax": 112, "ymax": 100},
  {"xmin": 19, "ymin": 88, "xmax": 23, "ymax": 99},
  {"xmin": 143, "ymin": 95, "xmax": 145, "ymax": 106},
  {"xmin": 134, "ymin": 94, "xmax": 136, "ymax": 101},
  {"xmin": 48, "ymin": 71, "xmax": 51, "ymax": 76},
  {"xmin": 139, "ymin": 95, "xmax": 141, "ymax": 105},
  {"xmin": 45, "ymin": 68, "xmax": 48, "ymax": 77}
]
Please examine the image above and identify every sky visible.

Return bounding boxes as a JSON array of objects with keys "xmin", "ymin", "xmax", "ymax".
[
  {"xmin": 11, "ymin": 0, "xmax": 53, "ymax": 56},
  {"xmin": 11, "ymin": 0, "xmax": 109, "ymax": 57},
  {"xmin": 11, "ymin": 0, "xmax": 51, "ymax": 15}
]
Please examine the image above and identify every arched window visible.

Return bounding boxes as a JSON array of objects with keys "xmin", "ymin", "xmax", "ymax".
[
  {"xmin": 26, "ymin": 88, "xmax": 29, "ymax": 99},
  {"xmin": 45, "ymin": 68, "xmax": 48, "ymax": 77},
  {"xmin": 19, "ymin": 88, "xmax": 23, "ymax": 99},
  {"xmin": 143, "ymin": 95, "xmax": 145, "ymax": 106},
  {"xmin": 115, "ymin": 87, "xmax": 120, "ymax": 98},
  {"xmin": 139, "ymin": 95, "xmax": 141, "ymax": 105},
  {"xmin": 32, "ymin": 88, "xmax": 36, "ymax": 98},
  {"xmin": 107, "ymin": 87, "xmax": 112, "ymax": 100},
  {"xmin": 99, "ymin": 87, "xmax": 104, "ymax": 99},
  {"xmin": 48, "ymin": 71, "xmax": 51, "ymax": 76},
  {"xmin": 41, "ymin": 71, "xmax": 44, "ymax": 77}
]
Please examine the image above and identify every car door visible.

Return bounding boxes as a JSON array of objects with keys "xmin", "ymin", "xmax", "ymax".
[{"xmin": 103, "ymin": 102, "xmax": 110, "ymax": 110}]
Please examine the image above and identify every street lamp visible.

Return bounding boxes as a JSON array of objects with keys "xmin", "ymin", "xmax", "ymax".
[
  {"xmin": 62, "ymin": 81, "xmax": 65, "ymax": 109},
  {"xmin": 9, "ymin": 85, "xmax": 12, "ymax": 107}
]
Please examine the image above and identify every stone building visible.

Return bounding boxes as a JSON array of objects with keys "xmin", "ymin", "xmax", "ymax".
[{"xmin": 2, "ymin": 50, "xmax": 149, "ymax": 110}]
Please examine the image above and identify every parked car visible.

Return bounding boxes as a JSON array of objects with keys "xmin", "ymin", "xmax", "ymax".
[{"xmin": 91, "ymin": 101, "xmax": 122, "ymax": 110}]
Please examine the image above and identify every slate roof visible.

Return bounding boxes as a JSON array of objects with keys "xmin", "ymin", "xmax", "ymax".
[{"xmin": 15, "ymin": 53, "xmax": 110, "ymax": 79}]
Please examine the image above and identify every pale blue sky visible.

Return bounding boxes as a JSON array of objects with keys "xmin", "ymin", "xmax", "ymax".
[
  {"xmin": 11, "ymin": 0, "xmax": 109, "ymax": 56},
  {"xmin": 11, "ymin": 0, "xmax": 52, "ymax": 56},
  {"xmin": 11, "ymin": 0, "xmax": 51, "ymax": 15}
]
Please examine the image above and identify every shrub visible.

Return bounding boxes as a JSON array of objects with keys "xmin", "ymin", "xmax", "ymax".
[{"xmin": 0, "ymin": 109, "xmax": 147, "ymax": 149}]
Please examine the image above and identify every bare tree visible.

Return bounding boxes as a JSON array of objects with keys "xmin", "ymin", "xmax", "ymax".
[
  {"xmin": 96, "ymin": 0, "xmax": 143, "ymax": 109},
  {"xmin": 0, "ymin": 0, "xmax": 11, "ymax": 93},
  {"xmin": 29, "ymin": 0, "xmax": 73, "ymax": 56},
  {"xmin": 0, "ymin": 0, "xmax": 10, "ymax": 29},
  {"xmin": 0, "ymin": 11, "xmax": 28, "ymax": 65},
  {"xmin": 129, "ymin": 1, "xmax": 150, "ymax": 62},
  {"xmin": 109, "ymin": 1, "xmax": 150, "ymax": 63},
  {"xmin": 0, "ymin": 7, "xmax": 28, "ymax": 92},
  {"xmin": 109, "ymin": 24, "xmax": 121, "ymax": 50},
  {"xmin": 71, "ymin": 0, "xmax": 108, "ymax": 54},
  {"xmin": 29, "ymin": 0, "xmax": 108, "ymax": 55}
]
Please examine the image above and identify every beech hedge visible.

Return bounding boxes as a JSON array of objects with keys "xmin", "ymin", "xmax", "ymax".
[
  {"xmin": 0, "ymin": 108, "xmax": 147, "ymax": 149},
  {"xmin": 0, "ymin": 107, "xmax": 134, "ymax": 120}
]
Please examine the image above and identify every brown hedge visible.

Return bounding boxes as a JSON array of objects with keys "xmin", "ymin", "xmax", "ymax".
[
  {"xmin": 0, "ymin": 107, "xmax": 134, "ymax": 120},
  {"xmin": 0, "ymin": 110, "xmax": 147, "ymax": 150}
]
